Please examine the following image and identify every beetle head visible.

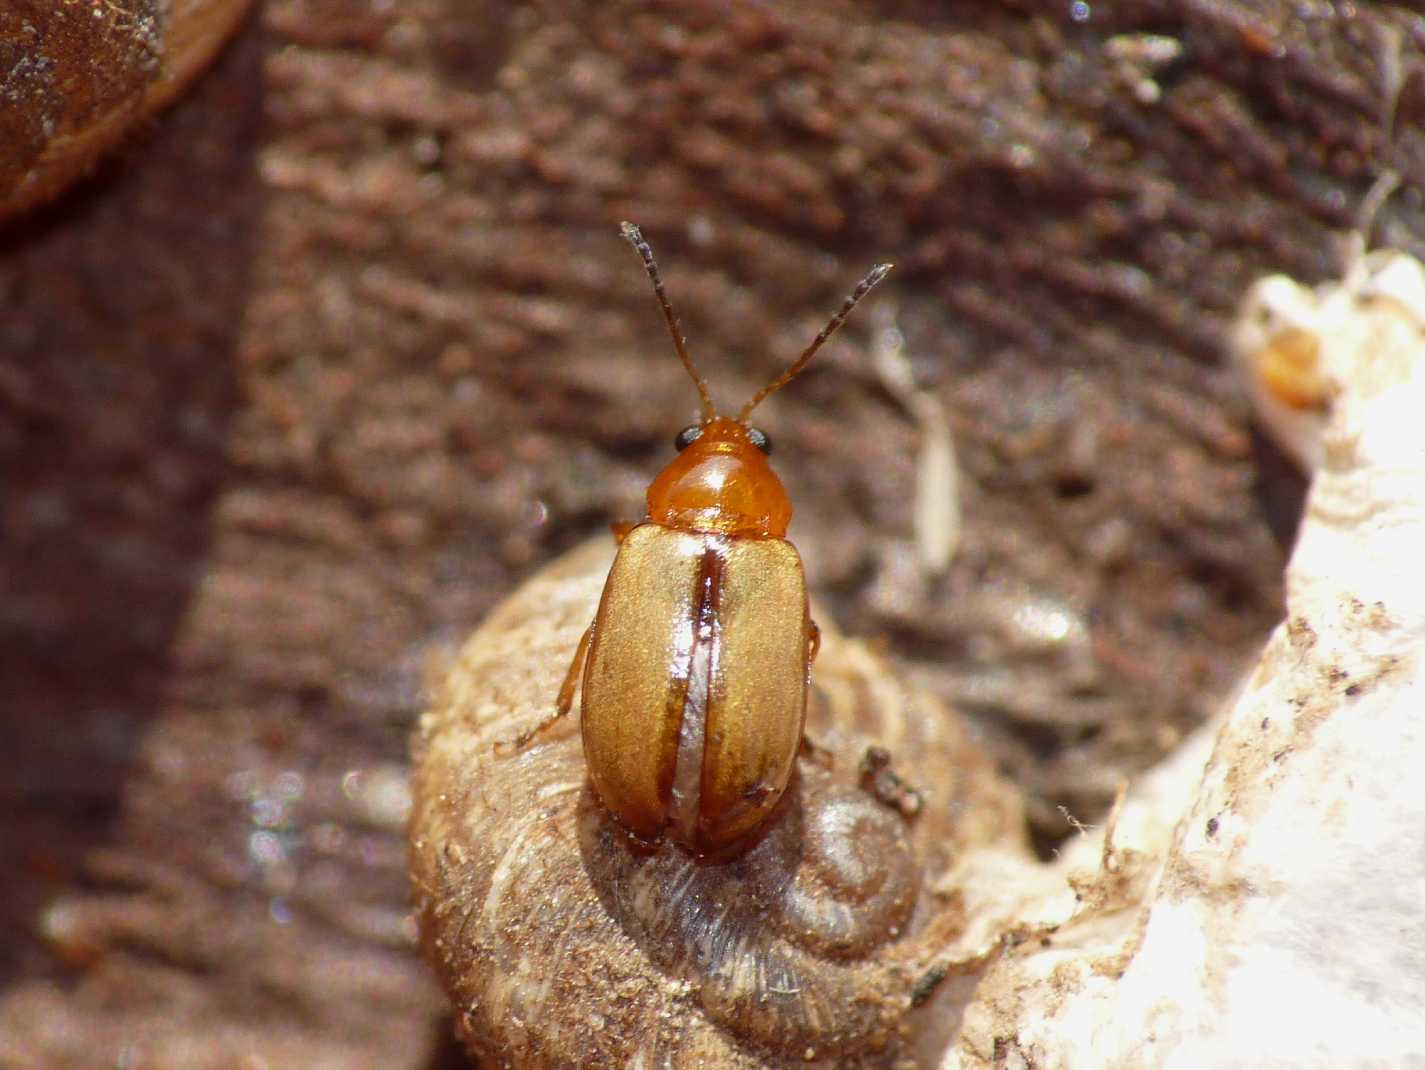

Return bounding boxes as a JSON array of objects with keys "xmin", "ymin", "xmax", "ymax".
[{"xmin": 619, "ymin": 221, "xmax": 890, "ymax": 538}]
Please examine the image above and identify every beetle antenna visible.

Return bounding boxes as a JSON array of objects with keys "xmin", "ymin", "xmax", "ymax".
[
  {"xmin": 621, "ymin": 222, "xmax": 717, "ymax": 422},
  {"xmin": 737, "ymin": 262, "xmax": 893, "ymax": 423}
]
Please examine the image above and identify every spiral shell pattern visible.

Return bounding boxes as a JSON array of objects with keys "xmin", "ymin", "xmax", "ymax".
[{"xmin": 410, "ymin": 539, "xmax": 1023, "ymax": 1068}]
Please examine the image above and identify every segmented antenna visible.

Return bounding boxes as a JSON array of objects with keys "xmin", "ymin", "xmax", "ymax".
[
  {"xmin": 737, "ymin": 262, "xmax": 893, "ymax": 422},
  {"xmin": 620, "ymin": 222, "xmax": 717, "ymax": 422}
]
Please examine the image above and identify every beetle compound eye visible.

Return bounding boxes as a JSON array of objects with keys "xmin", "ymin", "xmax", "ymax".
[
  {"xmin": 747, "ymin": 427, "xmax": 773, "ymax": 455},
  {"xmin": 674, "ymin": 425, "xmax": 703, "ymax": 451}
]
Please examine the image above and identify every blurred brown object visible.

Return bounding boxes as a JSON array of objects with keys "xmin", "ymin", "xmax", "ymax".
[
  {"xmin": 1, "ymin": 1, "xmax": 1421, "ymax": 1066},
  {"xmin": 0, "ymin": 0, "xmax": 254, "ymax": 218}
]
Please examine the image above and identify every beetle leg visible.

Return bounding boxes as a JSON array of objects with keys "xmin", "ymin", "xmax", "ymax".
[
  {"xmin": 806, "ymin": 619, "xmax": 821, "ymax": 667},
  {"xmin": 500, "ymin": 625, "xmax": 592, "ymax": 751},
  {"xmin": 555, "ymin": 625, "xmax": 593, "ymax": 719},
  {"xmin": 610, "ymin": 521, "xmax": 636, "ymax": 544}
]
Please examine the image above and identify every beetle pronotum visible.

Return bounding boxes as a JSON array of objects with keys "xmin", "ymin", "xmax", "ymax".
[{"xmin": 533, "ymin": 222, "xmax": 890, "ymax": 855}]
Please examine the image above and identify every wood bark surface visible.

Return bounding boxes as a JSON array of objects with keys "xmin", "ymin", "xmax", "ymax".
[{"xmin": 2, "ymin": 1, "xmax": 1421, "ymax": 1065}]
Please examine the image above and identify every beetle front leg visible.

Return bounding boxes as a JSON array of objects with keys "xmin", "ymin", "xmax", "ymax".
[
  {"xmin": 498, "ymin": 625, "xmax": 592, "ymax": 752},
  {"xmin": 807, "ymin": 619, "xmax": 821, "ymax": 667},
  {"xmin": 553, "ymin": 624, "xmax": 594, "ymax": 721}
]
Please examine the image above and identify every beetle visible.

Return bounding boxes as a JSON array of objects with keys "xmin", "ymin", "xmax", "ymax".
[{"xmin": 530, "ymin": 222, "xmax": 890, "ymax": 855}]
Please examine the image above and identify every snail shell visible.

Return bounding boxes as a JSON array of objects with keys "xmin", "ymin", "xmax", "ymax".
[
  {"xmin": 0, "ymin": 0, "xmax": 253, "ymax": 218},
  {"xmin": 410, "ymin": 538, "xmax": 1024, "ymax": 1068}
]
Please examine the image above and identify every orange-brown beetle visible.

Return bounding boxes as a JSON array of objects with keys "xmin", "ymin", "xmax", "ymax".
[{"xmin": 544, "ymin": 223, "xmax": 890, "ymax": 854}]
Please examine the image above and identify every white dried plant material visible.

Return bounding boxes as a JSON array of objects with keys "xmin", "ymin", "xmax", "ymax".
[
  {"xmin": 871, "ymin": 310, "xmax": 960, "ymax": 575},
  {"xmin": 947, "ymin": 249, "xmax": 1425, "ymax": 1068}
]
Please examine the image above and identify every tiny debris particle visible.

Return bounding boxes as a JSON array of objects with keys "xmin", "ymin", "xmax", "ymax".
[
  {"xmin": 858, "ymin": 746, "xmax": 925, "ymax": 817},
  {"xmin": 1205, "ymin": 816, "xmax": 1219, "ymax": 837},
  {"xmin": 909, "ymin": 962, "xmax": 949, "ymax": 1007}
]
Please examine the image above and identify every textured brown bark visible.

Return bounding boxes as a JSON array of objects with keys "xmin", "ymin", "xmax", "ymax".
[{"xmin": 1, "ymin": 1, "xmax": 1421, "ymax": 1065}]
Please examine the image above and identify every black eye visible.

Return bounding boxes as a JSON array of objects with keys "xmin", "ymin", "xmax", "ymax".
[
  {"xmin": 674, "ymin": 424, "xmax": 703, "ymax": 451},
  {"xmin": 747, "ymin": 427, "xmax": 772, "ymax": 455}
]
